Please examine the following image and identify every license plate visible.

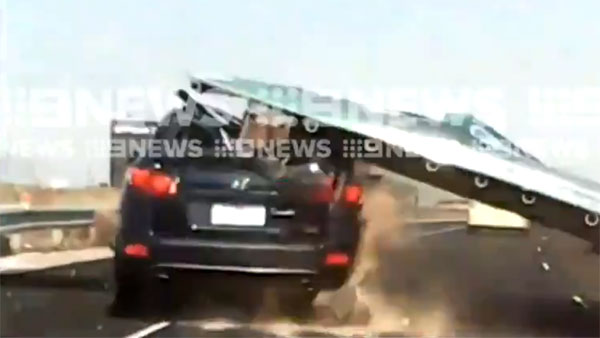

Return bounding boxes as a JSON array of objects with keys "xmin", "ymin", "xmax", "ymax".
[{"xmin": 210, "ymin": 204, "xmax": 266, "ymax": 226}]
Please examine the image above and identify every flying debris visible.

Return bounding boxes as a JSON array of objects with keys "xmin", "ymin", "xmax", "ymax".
[
  {"xmin": 572, "ymin": 295, "xmax": 588, "ymax": 309},
  {"xmin": 541, "ymin": 262, "xmax": 550, "ymax": 271}
]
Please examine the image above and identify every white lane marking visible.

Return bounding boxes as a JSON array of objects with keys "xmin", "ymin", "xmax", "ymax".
[
  {"xmin": 199, "ymin": 320, "xmax": 241, "ymax": 331},
  {"xmin": 177, "ymin": 320, "xmax": 383, "ymax": 337},
  {"xmin": 124, "ymin": 321, "xmax": 170, "ymax": 338},
  {"xmin": 414, "ymin": 225, "xmax": 465, "ymax": 239}
]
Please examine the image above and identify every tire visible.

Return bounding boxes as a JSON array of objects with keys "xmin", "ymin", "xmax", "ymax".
[
  {"xmin": 111, "ymin": 278, "xmax": 147, "ymax": 317},
  {"xmin": 278, "ymin": 288, "xmax": 319, "ymax": 319},
  {"xmin": 112, "ymin": 276, "xmax": 175, "ymax": 318},
  {"xmin": 320, "ymin": 269, "xmax": 351, "ymax": 290},
  {"xmin": 111, "ymin": 258, "xmax": 171, "ymax": 318}
]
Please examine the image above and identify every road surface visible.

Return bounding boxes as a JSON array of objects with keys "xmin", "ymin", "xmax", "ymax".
[{"xmin": 1, "ymin": 223, "xmax": 598, "ymax": 337}]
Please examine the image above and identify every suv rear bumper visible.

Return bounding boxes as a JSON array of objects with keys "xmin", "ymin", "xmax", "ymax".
[
  {"xmin": 155, "ymin": 263, "xmax": 315, "ymax": 274},
  {"xmin": 153, "ymin": 237, "xmax": 322, "ymax": 274},
  {"xmin": 115, "ymin": 236, "xmax": 351, "ymax": 289}
]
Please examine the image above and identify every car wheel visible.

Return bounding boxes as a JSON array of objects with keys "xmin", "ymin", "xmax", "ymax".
[
  {"xmin": 112, "ymin": 277, "xmax": 174, "ymax": 317},
  {"xmin": 278, "ymin": 288, "xmax": 319, "ymax": 319},
  {"xmin": 111, "ymin": 258, "xmax": 172, "ymax": 317},
  {"xmin": 111, "ymin": 278, "xmax": 146, "ymax": 316}
]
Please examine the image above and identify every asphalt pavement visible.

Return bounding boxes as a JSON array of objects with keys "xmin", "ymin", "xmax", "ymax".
[{"xmin": 1, "ymin": 223, "xmax": 598, "ymax": 337}]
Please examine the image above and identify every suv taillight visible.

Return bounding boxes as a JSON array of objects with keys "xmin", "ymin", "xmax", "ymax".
[
  {"xmin": 128, "ymin": 168, "xmax": 177, "ymax": 197},
  {"xmin": 325, "ymin": 252, "xmax": 350, "ymax": 266},
  {"xmin": 344, "ymin": 185, "xmax": 363, "ymax": 204},
  {"xmin": 124, "ymin": 243, "xmax": 150, "ymax": 258}
]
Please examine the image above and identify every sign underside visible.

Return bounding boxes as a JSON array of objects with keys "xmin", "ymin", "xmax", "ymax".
[{"xmin": 189, "ymin": 77, "xmax": 600, "ymax": 251}]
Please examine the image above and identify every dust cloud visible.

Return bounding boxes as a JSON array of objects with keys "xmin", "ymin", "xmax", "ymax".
[
  {"xmin": 248, "ymin": 180, "xmax": 421, "ymax": 336},
  {"xmin": 346, "ymin": 182, "xmax": 413, "ymax": 332}
]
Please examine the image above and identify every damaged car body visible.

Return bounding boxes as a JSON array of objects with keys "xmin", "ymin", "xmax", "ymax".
[{"xmin": 113, "ymin": 83, "xmax": 365, "ymax": 312}]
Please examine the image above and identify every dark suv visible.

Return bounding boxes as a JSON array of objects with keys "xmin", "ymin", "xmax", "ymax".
[{"xmin": 112, "ymin": 93, "xmax": 364, "ymax": 313}]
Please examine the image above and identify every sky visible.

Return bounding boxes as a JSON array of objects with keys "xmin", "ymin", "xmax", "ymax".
[{"xmin": 0, "ymin": 0, "xmax": 599, "ymax": 185}]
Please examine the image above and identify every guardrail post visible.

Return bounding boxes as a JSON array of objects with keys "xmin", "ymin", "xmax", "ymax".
[
  {"xmin": 0, "ymin": 235, "xmax": 11, "ymax": 256},
  {"xmin": 9, "ymin": 233, "xmax": 21, "ymax": 251},
  {"xmin": 51, "ymin": 229, "xmax": 64, "ymax": 247}
]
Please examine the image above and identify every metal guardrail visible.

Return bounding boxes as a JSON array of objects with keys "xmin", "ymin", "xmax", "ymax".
[{"xmin": 0, "ymin": 207, "xmax": 96, "ymax": 235}]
